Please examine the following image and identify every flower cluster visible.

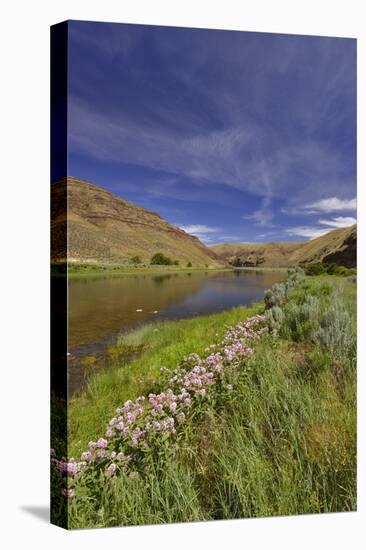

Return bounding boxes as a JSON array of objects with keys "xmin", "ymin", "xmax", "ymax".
[
  {"xmin": 51, "ymin": 455, "xmax": 86, "ymax": 479},
  {"xmin": 52, "ymin": 314, "xmax": 267, "ymax": 497}
]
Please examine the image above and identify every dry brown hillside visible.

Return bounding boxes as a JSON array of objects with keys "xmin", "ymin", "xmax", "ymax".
[
  {"xmin": 210, "ymin": 241, "xmax": 302, "ymax": 267},
  {"xmin": 291, "ymin": 224, "xmax": 356, "ymax": 267},
  {"xmin": 51, "ymin": 177, "xmax": 223, "ymax": 267},
  {"xmin": 211, "ymin": 225, "xmax": 356, "ymax": 268}
]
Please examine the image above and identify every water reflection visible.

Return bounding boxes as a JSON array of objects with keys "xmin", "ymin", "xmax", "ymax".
[
  {"xmin": 66, "ymin": 269, "xmax": 285, "ymax": 394},
  {"xmin": 68, "ymin": 270, "xmax": 283, "ymax": 350}
]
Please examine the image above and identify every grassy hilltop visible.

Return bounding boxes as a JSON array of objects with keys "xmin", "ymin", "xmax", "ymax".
[{"xmin": 51, "ymin": 177, "xmax": 223, "ymax": 268}]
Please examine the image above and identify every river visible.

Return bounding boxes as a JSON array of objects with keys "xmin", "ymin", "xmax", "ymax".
[{"xmin": 65, "ymin": 269, "xmax": 285, "ymax": 394}]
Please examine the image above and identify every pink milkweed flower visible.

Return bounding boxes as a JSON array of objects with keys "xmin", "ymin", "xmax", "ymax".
[
  {"xmin": 96, "ymin": 438, "xmax": 108, "ymax": 448},
  {"xmin": 81, "ymin": 451, "xmax": 93, "ymax": 462},
  {"xmin": 106, "ymin": 463, "xmax": 116, "ymax": 476},
  {"xmin": 60, "ymin": 460, "xmax": 79, "ymax": 477}
]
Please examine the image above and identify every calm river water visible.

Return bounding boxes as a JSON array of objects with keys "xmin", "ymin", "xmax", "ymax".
[{"xmin": 67, "ymin": 269, "xmax": 285, "ymax": 394}]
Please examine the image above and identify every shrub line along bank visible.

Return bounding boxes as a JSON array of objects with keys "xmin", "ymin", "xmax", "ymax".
[{"xmin": 51, "ymin": 267, "xmax": 306, "ymax": 501}]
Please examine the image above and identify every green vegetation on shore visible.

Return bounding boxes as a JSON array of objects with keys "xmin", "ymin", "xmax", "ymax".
[
  {"xmin": 69, "ymin": 302, "xmax": 263, "ymax": 457},
  {"xmin": 304, "ymin": 262, "xmax": 356, "ymax": 277},
  {"xmin": 62, "ymin": 271, "xmax": 356, "ymax": 528},
  {"xmin": 52, "ymin": 262, "xmax": 231, "ymax": 277},
  {"xmin": 53, "ymin": 262, "xmax": 288, "ymax": 279}
]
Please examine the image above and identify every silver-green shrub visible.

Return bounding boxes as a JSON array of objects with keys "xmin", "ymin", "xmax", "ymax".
[
  {"xmin": 265, "ymin": 305, "xmax": 285, "ymax": 336},
  {"xmin": 287, "ymin": 266, "xmax": 305, "ymax": 286},
  {"xmin": 264, "ymin": 267, "xmax": 306, "ymax": 311},
  {"xmin": 279, "ymin": 295, "xmax": 322, "ymax": 341},
  {"xmin": 301, "ymin": 295, "xmax": 321, "ymax": 323},
  {"xmin": 311, "ymin": 302, "xmax": 355, "ymax": 359},
  {"xmin": 264, "ymin": 283, "xmax": 287, "ymax": 310}
]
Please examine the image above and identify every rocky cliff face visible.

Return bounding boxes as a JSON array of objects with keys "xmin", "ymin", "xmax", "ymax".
[{"xmin": 322, "ymin": 233, "xmax": 356, "ymax": 268}]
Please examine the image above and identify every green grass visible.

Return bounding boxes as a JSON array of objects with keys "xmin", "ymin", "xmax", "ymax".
[
  {"xmin": 52, "ymin": 262, "xmax": 231, "ymax": 278},
  {"xmin": 65, "ymin": 274, "xmax": 356, "ymax": 528},
  {"xmin": 207, "ymin": 339, "xmax": 356, "ymax": 518},
  {"xmin": 234, "ymin": 266, "xmax": 288, "ymax": 272},
  {"xmin": 68, "ymin": 302, "xmax": 263, "ymax": 457}
]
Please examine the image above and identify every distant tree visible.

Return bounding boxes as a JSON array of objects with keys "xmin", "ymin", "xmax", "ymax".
[
  {"xmin": 131, "ymin": 255, "xmax": 142, "ymax": 265},
  {"xmin": 150, "ymin": 252, "xmax": 173, "ymax": 265},
  {"xmin": 173, "ymin": 260, "xmax": 179, "ymax": 266},
  {"xmin": 187, "ymin": 261, "xmax": 192, "ymax": 268},
  {"xmin": 305, "ymin": 263, "xmax": 325, "ymax": 276}
]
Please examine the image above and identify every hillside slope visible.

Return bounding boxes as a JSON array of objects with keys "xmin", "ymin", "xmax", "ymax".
[
  {"xmin": 210, "ymin": 242, "xmax": 302, "ymax": 267},
  {"xmin": 211, "ymin": 225, "xmax": 356, "ymax": 268},
  {"xmin": 51, "ymin": 178, "xmax": 223, "ymax": 267},
  {"xmin": 290, "ymin": 225, "xmax": 356, "ymax": 267}
]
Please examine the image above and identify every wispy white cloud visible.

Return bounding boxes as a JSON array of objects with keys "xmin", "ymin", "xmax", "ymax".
[
  {"xmin": 179, "ymin": 224, "xmax": 220, "ymax": 244},
  {"xmin": 301, "ymin": 197, "xmax": 357, "ymax": 214},
  {"xmin": 286, "ymin": 216, "xmax": 355, "ymax": 240},
  {"xmin": 285, "ymin": 226, "xmax": 330, "ymax": 239},
  {"xmin": 281, "ymin": 196, "xmax": 357, "ymax": 217},
  {"xmin": 244, "ymin": 196, "xmax": 274, "ymax": 227},
  {"xmin": 179, "ymin": 224, "xmax": 219, "ymax": 235},
  {"xmin": 69, "ymin": 97, "xmax": 353, "ymax": 207},
  {"xmin": 319, "ymin": 216, "xmax": 356, "ymax": 228}
]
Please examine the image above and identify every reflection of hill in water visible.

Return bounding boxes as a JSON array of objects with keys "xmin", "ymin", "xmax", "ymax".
[{"xmin": 68, "ymin": 273, "xmax": 206, "ymax": 349}]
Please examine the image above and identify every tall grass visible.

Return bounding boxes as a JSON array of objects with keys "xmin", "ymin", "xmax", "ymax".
[
  {"xmin": 68, "ymin": 303, "xmax": 263, "ymax": 457},
  {"xmin": 62, "ymin": 273, "xmax": 356, "ymax": 528},
  {"xmin": 205, "ymin": 340, "xmax": 355, "ymax": 518}
]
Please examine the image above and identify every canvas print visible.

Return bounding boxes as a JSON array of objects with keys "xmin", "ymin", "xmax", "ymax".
[{"xmin": 50, "ymin": 20, "xmax": 357, "ymax": 529}]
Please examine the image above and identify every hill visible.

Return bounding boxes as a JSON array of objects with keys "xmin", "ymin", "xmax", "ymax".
[
  {"xmin": 210, "ymin": 241, "xmax": 302, "ymax": 268},
  {"xmin": 290, "ymin": 224, "xmax": 356, "ymax": 267},
  {"xmin": 210, "ymin": 225, "xmax": 356, "ymax": 268},
  {"xmin": 51, "ymin": 177, "xmax": 223, "ymax": 267}
]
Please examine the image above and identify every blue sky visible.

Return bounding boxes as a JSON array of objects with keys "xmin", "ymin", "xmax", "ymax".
[{"xmin": 66, "ymin": 21, "xmax": 356, "ymax": 244}]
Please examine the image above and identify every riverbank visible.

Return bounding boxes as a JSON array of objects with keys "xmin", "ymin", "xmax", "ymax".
[
  {"xmin": 52, "ymin": 262, "xmax": 231, "ymax": 278},
  {"xmin": 57, "ymin": 272, "xmax": 356, "ymax": 528},
  {"xmin": 53, "ymin": 262, "xmax": 290, "ymax": 278}
]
